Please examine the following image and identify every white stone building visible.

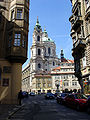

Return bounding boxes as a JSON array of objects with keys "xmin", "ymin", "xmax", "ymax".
[
  {"xmin": 51, "ymin": 58, "xmax": 81, "ymax": 93},
  {"xmin": 22, "ymin": 18, "xmax": 60, "ymax": 93}
]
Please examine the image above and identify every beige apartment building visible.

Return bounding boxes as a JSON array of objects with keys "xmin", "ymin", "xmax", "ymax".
[
  {"xmin": 51, "ymin": 59, "xmax": 81, "ymax": 93},
  {"xmin": 69, "ymin": 0, "xmax": 90, "ymax": 93},
  {"xmin": 0, "ymin": 0, "xmax": 29, "ymax": 104}
]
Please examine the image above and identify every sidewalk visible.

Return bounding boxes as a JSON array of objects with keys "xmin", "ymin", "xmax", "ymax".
[{"xmin": 0, "ymin": 104, "xmax": 23, "ymax": 120}]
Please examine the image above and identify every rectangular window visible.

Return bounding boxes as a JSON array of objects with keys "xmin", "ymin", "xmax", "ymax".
[
  {"xmin": 3, "ymin": 66, "xmax": 11, "ymax": 73},
  {"xmin": 8, "ymin": 32, "xmax": 13, "ymax": 47},
  {"xmin": 43, "ymin": 83, "xmax": 45, "ymax": 87},
  {"xmin": 14, "ymin": 33, "xmax": 21, "ymax": 46},
  {"xmin": 3, "ymin": 78, "xmax": 9, "ymax": 86},
  {"xmin": 11, "ymin": 10, "xmax": 14, "ymax": 20},
  {"xmin": 17, "ymin": 9, "xmax": 22, "ymax": 19}
]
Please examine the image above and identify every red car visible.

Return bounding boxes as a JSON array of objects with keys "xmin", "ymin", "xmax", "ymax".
[{"xmin": 64, "ymin": 93, "xmax": 87, "ymax": 111}]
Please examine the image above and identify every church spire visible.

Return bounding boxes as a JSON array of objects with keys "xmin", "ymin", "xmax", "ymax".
[
  {"xmin": 60, "ymin": 49, "xmax": 64, "ymax": 59},
  {"xmin": 34, "ymin": 16, "xmax": 42, "ymax": 31}
]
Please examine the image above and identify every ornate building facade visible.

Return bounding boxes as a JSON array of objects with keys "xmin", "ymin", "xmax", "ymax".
[
  {"xmin": 22, "ymin": 18, "xmax": 60, "ymax": 93},
  {"xmin": 0, "ymin": 0, "xmax": 29, "ymax": 104},
  {"xmin": 51, "ymin": 58, "xmax": 81, "ymax": 93},
  {"xmin": 69, "ymin": 0, "xmax": 90, "ymax": 93}
]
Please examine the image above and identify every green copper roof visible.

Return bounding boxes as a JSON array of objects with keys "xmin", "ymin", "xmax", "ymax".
[
  {"xmin": 44, "ymin": 27, "xmax": 47, "ymax": 33},
  {"xmin": 42, "ymin": 37, "xmax": 54, "ymax": 42}
]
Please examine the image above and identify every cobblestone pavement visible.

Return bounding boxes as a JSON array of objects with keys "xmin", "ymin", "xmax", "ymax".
[{"xmin": 0, "ymin": 95, "xmax": 90, "ymax": 120}]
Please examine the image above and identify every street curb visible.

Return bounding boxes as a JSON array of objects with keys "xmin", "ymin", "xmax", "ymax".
[{"xmin": 6, "ymin": 104, "xmax": 24, "ymax": 119}]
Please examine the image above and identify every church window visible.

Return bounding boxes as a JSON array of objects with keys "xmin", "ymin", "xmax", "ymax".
[
  {"xmin": 48, "ymin": 47, "xmax": 51, "ymax": 55},
  {"xmin": 53, "ymin": 62, "xmax": 55, "ymax": 66},
  {"xmin": 38, "ymin": 63, "xmax": 41, "ymax": 68},
  {"xmin": 38, "ymin": 49, "xmax": 41, "ymax": 55},
  {"xmin": 37, "ymin": 36, "xmax": 40, "ymax": 41}
]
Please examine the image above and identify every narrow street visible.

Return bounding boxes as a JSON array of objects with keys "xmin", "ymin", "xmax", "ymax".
[{"xmin": 8, "ymin": 94, "xmax": 90, "ymax": 120}]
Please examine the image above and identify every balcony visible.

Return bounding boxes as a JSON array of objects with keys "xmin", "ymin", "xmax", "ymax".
[
  {"xmin": 73, "ymin": 37, "xmax": 86, "ymax": 49},
  {"xmin": 85, "ymin": 5, "xmax": 90, "ymax": 20},
  {"xmin": 72, "ymin": 15, "xmax": 83, "ymax": 30}
]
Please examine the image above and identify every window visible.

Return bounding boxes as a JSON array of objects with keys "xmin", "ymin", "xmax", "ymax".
[
  {"xmin": 43, "ymin": 83, "xmax": 45, "ymax": 87},
  {"xmin": 11, "ymin": 10, "xmax": 14, "ymax": 20},
  {"xmin": 17, "ymin": 9, "xmax": 22, "ymax": 19},
  {"xmin": 72, "ymin": 81, "xmax": 77, "ymax": 86},
  {"xmin": 22, "ymin": 35, "xmax": 26, "ymax": 48},
  {"xmin": 48, "ymin": 47, "xmax": 51, "ymax": 55},
  {"xmin": 48, "ymin": 83, "xmax": 51, "ymax": 87},
  {"xmin": 3, "ymin": 66, "xmax": 11, "ymax": 73},
  {"xmin": 37, "ymin": 36, "xmax": 40, "ymax": 41},
  {"xmin": 85, "ymin": 0, "xmax": 89, "ymax": 8},
  {"xmin": 8, "ymin": 32, "xmax": 13, "ymax": 47},
  {"xmin": 3, "ymin": 78, "xmax": 9, "ymax": 86},
  {"xmin": 38, "ymin": 49, "xmax": 41, "ymax": 55},
  {"xmin": 38, "ymin": 63, "xmax": 41, "ymax": 68},
  {"xmin": 38, "ymin": 83, "xmax": 41, "ymax": 87},
  {"xmin": 14, "ymin": 33, "xmax": 21, "ymax": 46},
  {"xmin": 53, "ymin": 61, "xmax": 55, "ymax": 66},
  {"xmin": 64, "ymin": 82, "xmax": 69, "ymax": 86},
  {"xmin": 82, "ymin": 56, "xmax": 86, "ymax": 67}
]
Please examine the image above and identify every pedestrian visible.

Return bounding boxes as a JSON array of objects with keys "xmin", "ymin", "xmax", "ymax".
[{"xmin": 18, "ymin": 90, "xmax": 23, "ymax": 105}]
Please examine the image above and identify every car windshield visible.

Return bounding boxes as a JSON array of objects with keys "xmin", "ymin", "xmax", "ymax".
[{"xmin": 75, "ymin": 94, "xmax": 87, "ymax": 99}]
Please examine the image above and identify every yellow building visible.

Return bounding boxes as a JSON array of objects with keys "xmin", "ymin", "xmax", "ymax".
[
  {"xmin": 69, "ymin": 0, "xmax": 90, "ymax": 93},
  {"xmin": 0, "ymin": 0, "xmax": 29, "ymax": 104}
]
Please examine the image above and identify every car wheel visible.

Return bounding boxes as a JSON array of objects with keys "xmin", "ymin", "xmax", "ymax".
[{"xmin": 76, "ymin": 104, "xmax": 80, "ymax": 111}]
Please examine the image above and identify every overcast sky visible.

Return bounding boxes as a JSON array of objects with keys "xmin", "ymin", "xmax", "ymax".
[{"xmin": 23, "ymin": 0, "xmax": 73, "ymax": 68}]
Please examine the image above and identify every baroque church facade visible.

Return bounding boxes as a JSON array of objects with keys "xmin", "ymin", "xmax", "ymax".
[
  {"xmin": 22, "ymin": 18, "xmax": 81, "ymax": 93},
  {"xmin": 22, "ymin": 18, "xmax": 60, "ymax": 93}
]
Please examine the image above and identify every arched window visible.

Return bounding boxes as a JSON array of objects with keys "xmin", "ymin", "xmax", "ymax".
[
  {"xmin": 48, "ymin": 47, "xmax": 51, "ymax": 55},
  {"xmin": 38, "ymin": 63, "xmax": 41, "ymax": 68},
  {"xmin": 53, "ymin": 61, "xmax": 55, "ymax": 66},
  {"xmin": 44, "ymin": 48, "xmax": 46, "ymax": 56},
  {"xmin": 38, "ymin": 49, "xmax": 41, "ymax": 55},
  {"xmin": 37, "ymin": 36, "xmax": 40, "ymax": 41}
]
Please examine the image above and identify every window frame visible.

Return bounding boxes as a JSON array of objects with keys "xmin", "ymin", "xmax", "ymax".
[{"xmin": 14, "ymin": 32, "xmax": 21, "ymax": 46}]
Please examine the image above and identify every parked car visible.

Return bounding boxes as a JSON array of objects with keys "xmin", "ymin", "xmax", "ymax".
[
  {"xmin": 64, "ymin": 93, "xmax": 87, "ymax": 111},
  {"xmin": 29, "ymin": 92, "xmax": 35, "ymax": 96},
  {"xmin": 57, "ymin": 93, "xmax": 68, "ymax": 104},
  {"xmin": 45, "ymin": 93, "xmax": 55, "ymax": 99},
  {"xmin": 22, "ymin": 91, "xmax": 28, "ymax": 98},
  {"xmin": 86, "ymin": 96, "xmax": 90, "ymax": 114}
]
